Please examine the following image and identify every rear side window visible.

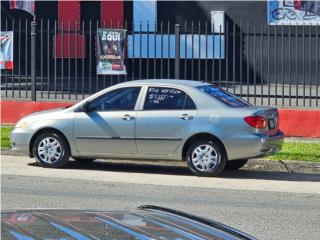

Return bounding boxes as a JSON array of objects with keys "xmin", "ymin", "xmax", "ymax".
[
  {"xmin": 197, "ymin": 85, "xmax": 250, "ymax": 108},
  {"xmin": 144, "ymin": 87, "xmax": 196, "ymax": 110}
]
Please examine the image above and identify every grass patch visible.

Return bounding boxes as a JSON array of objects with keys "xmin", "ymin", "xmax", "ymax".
[
  {"xmin": 267, "ymin": 142, "xmax": 320, "ymax": 162},
  {"xmin": 1, "ymin": 125, "xmax": 13, "ymax": 149}
]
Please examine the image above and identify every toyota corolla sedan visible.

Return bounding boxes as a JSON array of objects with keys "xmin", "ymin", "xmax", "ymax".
[{"xmin": 11, "ymin": 79, "xmax": 284, "ymax": 176}]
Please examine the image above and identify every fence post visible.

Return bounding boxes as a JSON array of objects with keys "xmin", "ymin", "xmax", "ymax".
[
  {"xmin": 175, "ymin": 24, "xmax": 180, "ymax": 79},
  {"xmin": 31, "ymin": 21, "xmax": 37, "ymax": 101}
]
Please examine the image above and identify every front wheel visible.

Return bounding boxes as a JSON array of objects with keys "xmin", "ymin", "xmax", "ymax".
[
  {"xmin": 186, "ymin": 139, "xmax": 227, "ymax": 177},
  {"xmin": 32, "ymin": 132, "xmax": 70, "ymax": 168},
  {"xmin": 225, "ymin": 159, "xmax": 248, "ymax": 170}
]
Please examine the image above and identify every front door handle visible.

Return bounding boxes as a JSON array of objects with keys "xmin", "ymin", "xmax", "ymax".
[
  {"xmin": 121, "ymin": 114, "xmax": 135, "ymax": 121},
  {"xmin": 180, "ymin": 114, "xmax": 193, "ymax": 120}
]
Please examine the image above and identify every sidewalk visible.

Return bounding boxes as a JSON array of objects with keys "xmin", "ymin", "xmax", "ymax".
[{"xmin": 2, "ymin": 148, "xmax": 320, "ymax": 175}]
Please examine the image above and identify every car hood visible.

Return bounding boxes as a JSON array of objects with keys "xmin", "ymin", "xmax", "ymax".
[
  {"xmin": 1, "ymin": 207, "xmax": 256, "ymax": 240},
  {"xmin": 26, "ymin": 107, "xmax": 69, "ymax": 118}
]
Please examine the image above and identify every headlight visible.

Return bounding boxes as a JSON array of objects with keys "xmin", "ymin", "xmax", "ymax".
[{"xmin": 15, "ymin": 119, "xmax": 33, "ymax": 129}]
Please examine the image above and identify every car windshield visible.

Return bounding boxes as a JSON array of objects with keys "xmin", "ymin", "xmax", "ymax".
[{"xmin": 197, "ymin": 85, "xmax": 250, "ymax": 108}]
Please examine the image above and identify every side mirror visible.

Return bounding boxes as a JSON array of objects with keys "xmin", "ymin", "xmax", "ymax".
[{"xmin": 81, "ymin": 101, "xmax": 90, "ymax": 112}]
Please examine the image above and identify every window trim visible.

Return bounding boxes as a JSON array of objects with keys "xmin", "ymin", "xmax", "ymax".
[
  {"xmin": 86, "ymin": 86, "xmax": 143, "ymax": 112},
  {"xmin": 141, "ymin": 85, "xmax": 198, "ymax": 111}
]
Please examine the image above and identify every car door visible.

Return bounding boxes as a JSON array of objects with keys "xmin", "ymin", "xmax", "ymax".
[
  {"xmin": 74, "ymin": 86, "xmax": 141, "ymax": 155},
  {"xmin": 136, "ymin": 86, "xmax": 197, "ymax": 155}
]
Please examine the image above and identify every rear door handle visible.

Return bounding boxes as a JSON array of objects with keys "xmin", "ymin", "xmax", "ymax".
[
  {"xmin": 121, "ymin": 114, "xmax": 135, "ymax": 121},
  {"xmin": 180, "ymin": 114, "xmax": 193, "ymax": 120}
]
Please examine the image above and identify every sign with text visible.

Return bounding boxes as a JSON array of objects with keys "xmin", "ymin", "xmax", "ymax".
[
  {"xmin": 268, "ymin": 0, "xmax": 320, "ymax": 25},
  {"xmin": 96, "ymin": 29, "xmax": 126, "ymax": 75},
  {"xmin": 0, "ymin": 31, "xmax": 14, "ymax": 70}
]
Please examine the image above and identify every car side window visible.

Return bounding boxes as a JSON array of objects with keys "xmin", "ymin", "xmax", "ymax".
[
  {"xmin": 144, "ymin": 87, "xmax": 196, "ymax": 110},
  {"xmin": 88, "ymin": 87, "xmax": 141, "ymax": 111}
]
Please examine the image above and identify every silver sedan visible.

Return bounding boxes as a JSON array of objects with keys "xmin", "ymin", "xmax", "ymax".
[{"xmin": 11, "ymin": 79, "xmax": 284, "ymax": 176}]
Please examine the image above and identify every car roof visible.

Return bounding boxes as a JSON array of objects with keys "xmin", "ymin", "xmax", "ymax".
[
  {"xmin": 1, "ymin": 206, "xmax": 255, "ymax": 240},
  {"xmin": 118, "ymin": 79, "xmax": 210, "ymax": 88}
]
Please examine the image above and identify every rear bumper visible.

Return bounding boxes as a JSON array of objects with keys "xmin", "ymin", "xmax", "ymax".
[
  {"xmin": 227, "ymin": 130, "xmax": 284, "ymax": 160},
  {"xmin": 257, "ymin": 130, "xmax": 284, "ymax": 157}
]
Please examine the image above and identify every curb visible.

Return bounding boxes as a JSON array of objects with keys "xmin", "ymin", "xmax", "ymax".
[{"xmin": 2, "ymin": 148, "xmax": 320, "ymax": 175}]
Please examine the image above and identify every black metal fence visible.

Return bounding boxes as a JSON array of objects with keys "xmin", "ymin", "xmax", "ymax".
[{"xmin": 1, "ymin": 19, "xmax": 319, "ymax": 108}]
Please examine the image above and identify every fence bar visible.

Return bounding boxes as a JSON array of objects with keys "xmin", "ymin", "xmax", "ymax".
[
  {"xmin": 268, "ymin": 24, "xmax": 270, "ymax": 106},
  {"xmin": 253, "ymin": 23, "xmax": 256, "ymax": 105},
  {"xmin": 47, "ymin": 19, "xmax": 50, "ymax": 99},
  {"xmin": 281, "ymin": 25, "xmax": 284, "ymax": 106},
  {"xmin": 191, "ymin": 21, "xmax": 194, "ymax": 80},
  {"xmin": 5, "ymin": 19, "xmax": 8, "ymax": 98},
  {"xmin": 11, "ymin": 19, "xmax": 15, "ymax": 98},
  {"xmin": 232, "ymin": 21, "xmax": 236, "ymax": 94},
  {"xmin": 154, "ymin": 21, "xmax": 157, "ymax": 79},
  {"xmin": 246, "ymin": 22, "xmax": 250, "ymax": 102},
  {"xmin": 239, "ymin": 21, "xmax": 243, "ymax": 98},
  {"xmin": 54, "ymin": 20, "xmax": 57, "ymax": 99},
  {"xmin": 160, "ymin": 21, "xmax": 163, "ymax": 79},
  {"xmin": 295, "ymin": 25, "xmax": 298, "ymax": 106},
  {"xmin": 274, "ymin": 25, "xmax": 277, "ymax": 106},
  {"xmin": 40, "ymin": 19, "xmax": 43, "ymax": 98},
  {"xmin": 68, "ymin": 21, "xmax": 71, "ymax": 99},
  {"xmin": 75, "ymin": 21, "xmax": 78, "ymax": 99},
  {"xmin": 25, "ymin": 19, "xmax": 28, "ymax": 98},
  {"xmin": 288, "ymin": 24, "xmax": 291, "ymax": 106},
  {"xmin": 61, "ymin": 21, "xmax": 64, "ymax": 99},
  {"xmin": 167, "ymin": 21, "xmax": 170, "ymax": 79},
  {"xmin": 184, "ymin": 21, "xmax": 187, "ymax": 79},
  {"xmin": 303, "ymin": 24, "xmax": 306, "ymax": 107},
  {"xmin": 219, "ymin": 25, "xmax": 222, "ymax": 88},
  {"xmin": 174, "ymin": 24, "xmax": 180, "ymax": 79},
  {"xmin": 260, "ymin": 23, "xmax": 263, "ymax": 106},
  {"xmin": 89, "ymin": 20, "xmax": 92, "ymax": 95},
  {"xmin": 147, "ymin": 21, "xmax": 150, "ymax": 78},
  {"xmin": 198, "ymin": 21, "xmax": 201, "ymax": 81},
  {"xmin": 81, "ymin": 20, "xmax": 85, "ymax": 99},
  {"xmin": 205, "ymin": 21, "xmax": 208, "ymax": 82},
  {"xmin": 18, "ymin": 19, "xmax": 21, "ymax": 98},
  {"xmin": 31, "ymin": 21, "xmax": 37, "ymax": 101},
  {"xmin": 316, "ymin": 25, "xmax": 319, "ymax": 107},
  {"xmin": 308, "ymin": 25, "xmax": 312, "ymax": 107},
  {"xmin": 226, "ymin": 21, "xmax": 229, "ymax": 91}
]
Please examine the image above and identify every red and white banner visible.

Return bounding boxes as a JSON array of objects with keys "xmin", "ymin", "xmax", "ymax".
[
  {"xmin": 0, "ymin": 31, "xmax": 14, "ymax": 70},
  {"xmin": 9, "ymin": 0, "xmax": 35, "ymax": 17}
]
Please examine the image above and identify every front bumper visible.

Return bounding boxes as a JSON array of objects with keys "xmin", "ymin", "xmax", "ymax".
[{"xmin": 10, "ymin": 128, "xmax": 33, "ymax": 155}]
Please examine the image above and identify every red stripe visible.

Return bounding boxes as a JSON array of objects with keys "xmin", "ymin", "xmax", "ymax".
[{"xmin": 100, "ymin": 1, "xmax": 124, "ymax": 28}]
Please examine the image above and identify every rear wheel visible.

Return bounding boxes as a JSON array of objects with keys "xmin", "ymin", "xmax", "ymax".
[
  {"xmin": 186, "ymin": 139, "xmax": 227, "ymax": 177},
  {"xmin": 32, "ymin": 132, "xmax": 70, "ymax": 168},
  {"xmin": 225, "ymin": 159, "xmax": 248, "ymax": 170}
]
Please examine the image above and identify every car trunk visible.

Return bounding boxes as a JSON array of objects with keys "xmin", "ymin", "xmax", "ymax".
[{"xmin": 245, "ymin": 106, "xmax": 280, "ymax": 136}]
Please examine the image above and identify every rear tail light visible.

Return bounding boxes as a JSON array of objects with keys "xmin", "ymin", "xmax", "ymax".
[{"xmin": 244, "ymin": 116, "xmax": 267, "ymax": 129}]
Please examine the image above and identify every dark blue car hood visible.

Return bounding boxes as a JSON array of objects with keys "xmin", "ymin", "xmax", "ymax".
[{"xmin": 1, "ymin": 206, "xmax": 256, "ymax": 240}]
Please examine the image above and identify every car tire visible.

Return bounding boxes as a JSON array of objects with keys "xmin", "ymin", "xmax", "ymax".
[
  {"xmin": 225, "ymin": 159, "xmax": 248, "ymax": 170},
  {"xmin": 73, "ymin": 158, "xmax": 95, "ymax": 163},
  {"xmin": 186, "ymin": 139, "xmax": 227, "ymax": 177},
  {"xmin": 32, "ymin": 132, "xmax": 70, "ymax": 168}
]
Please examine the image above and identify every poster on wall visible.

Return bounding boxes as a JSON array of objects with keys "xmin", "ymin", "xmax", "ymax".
[
  {"xmin": 96, "ymin": 29, "xmax": 126, "ymax": 75},
  {"xmin": 0, "ymin": 31, "xmax": 14, "ymax": 70},
  {"xmin": 268, "ymin": 0, "xmax": 320, "ymax": 25}
]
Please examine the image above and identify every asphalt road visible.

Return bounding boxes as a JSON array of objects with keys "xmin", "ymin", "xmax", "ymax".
[{"xmin": 2, "ymin": 155, "xmax": 320, "ymax": 240}]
